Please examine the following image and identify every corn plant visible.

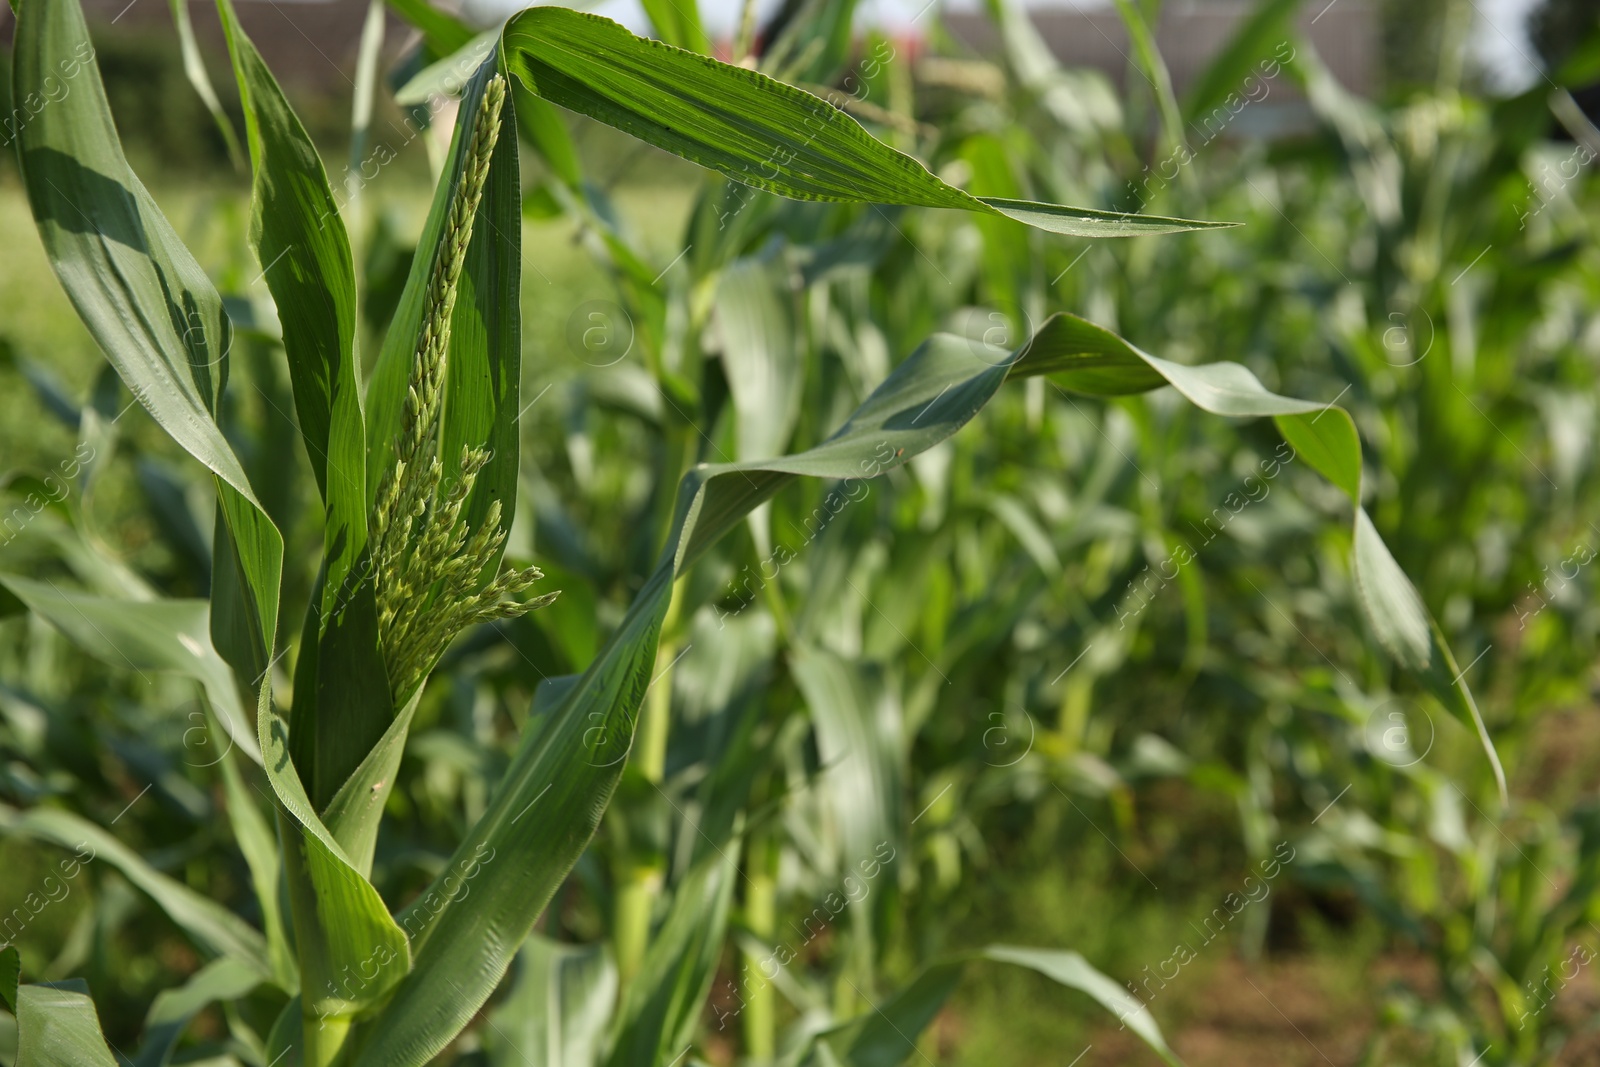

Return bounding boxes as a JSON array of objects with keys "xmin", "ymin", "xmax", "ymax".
[{"xmin": 0, "ymin": 0, "xmax": 1521, "ymax": 1064}]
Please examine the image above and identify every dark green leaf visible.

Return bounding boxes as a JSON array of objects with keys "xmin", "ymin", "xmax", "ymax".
[{"xmin": 500, "ymin": 10, "xmax": 1233, "ymax": 237}]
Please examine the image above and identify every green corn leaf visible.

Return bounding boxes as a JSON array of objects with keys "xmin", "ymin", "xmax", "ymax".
[
  {"xmin": 348, "ymin": 315, "xmax": 1118, "ymax": 1065},
  {"xmin": 486, "ymin": 936, "xmax": 617, "ymax": 1067},
  {"xmin": 816, "ymin": 945, "xmax": 1182, "ymax": 1067},
  {"xmin": 384, "ymin": 0, "xmax": 474, "ymax": 54},
  {"xmin": 1182, "ymin": 0, "xmax": 1302, "ymax": 125},
  {"xmin": 1276, "ymin": 407, "xmax": 1362, "ymax": 501},
  {"xmin": 166, "ymin": 0, "xmax": 244, "ymax": 170},
  {"xmin": 0, "ymin": 946, "xmax": 18, "ymax": 1012},
  {"xmin": 216, "ymin": 727, "xmax": 297, "ymax": 991},
  {"xmin": 342, "ymin": 305, "xmax": 1484, "ymax": 1058},
  {"xmin": 211, "ymin": 0, "xmax": 393, "ymax": 814},
  {"xmin": 255, "ymin": 679, "xmax": 412, "ymax": 1043},
  {"xmin": 1351, "ymin": 510, "xmax": 1504, "ymax": 798},
  {"xmin": 318, "ymin": 687, "xmax": 426, "ymax": 873},
  {"xmin": 716, "ymin": 254, "xmax": 803, "ymax": 464},
  {"xmin": 212, "ymin": 0, "xmax": 366, "ymax": 591},
  {"xmin": 605, "ymin": 848, "xmax": 739, "ymax": 1067},
  {"xmin": 500, "ymin": 9, "xmax": 1233, "ymax": 237},
  {"xmin": 639, "ymin": 0, "xmax": 708, "ymax": 54},
  {"xmin": 387, "ymin": 3, "xmax": 584, "ymax": 196},
  {"xmin": 791, "ymin": 644, "xmax": 903, "ymax": 944},
  {"xmin": 821, "ymin": 964, "xmax": 961, "ymax": 1067},
  {"xmin": 12, "ymin": 0, "xmax": 284, "ymax": 671},
  {"xmin": 1009, "ymin": 313, "xmax": 1507, "ymax": 800},
  {"xmin": 350, "ymin": 0, "xmax": 385, "ymax": 187},
  {"xmin": 0, "ymin": 578, "xmax": 261, "ymax": 767},
  {"xmin": 0, "ymin": 803, "xmax": 273, "ymax": 978},
  {"xmin": 14, "ymin": 984, "xmax": 119, "ymax": 1067},
  {"xmin": 395, "ymin": 30, "xmax": 498, "ymax": 106},
  {"xmin": 130, "ymin": 957, "xmax": 262, "ymax": 1067},
  {"xmin": 1111, "ymin": 0, "xmax": 1186, "ymax": 155}
]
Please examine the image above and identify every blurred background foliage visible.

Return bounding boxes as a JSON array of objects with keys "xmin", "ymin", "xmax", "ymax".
[{"xmin": 3, "ymin": 0, "xmax": 1600, "ymax": 1064}]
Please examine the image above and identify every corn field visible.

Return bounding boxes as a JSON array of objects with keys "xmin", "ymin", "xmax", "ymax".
[{"xmin": 0, "ymin": 0, "xmax": 1598, "ymax": 1063}]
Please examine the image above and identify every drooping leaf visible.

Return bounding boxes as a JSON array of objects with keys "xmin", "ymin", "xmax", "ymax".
[
  {"xmin": 130, "ymin": 957, "xmax": 262, "ymax": 1067},
  {"xmin": 815, "ymin": 945, "xmax": 1181, "ymax": 1067},
  {"xmin": 1276, "ymin": 407, "xmax": 1362, "ymax": 501},
  {"xmin": 1008, "ymin": 313, "xmax": 1507, "ymax": 799},
  {"xmin": 15, "ymin": 984, "xmax": 119, "ymax": 1067},
  {"xmin": 166, "ymin": 0, "xmax": 244, "ymax": 170},
  {"xmin": 0, "ymin": 803, "xmax": 273, "ymax": 978},
  {"xmin": 349, "ymin": 302, "xmax": 1489, "ymax": 1058},
  {"xmin": 0, "ymin": 578, "xmax": 260, "ymax": 766},
  {"xmin": 791, "ymin": 644, "xmax": 903, "ymax": 944},
  {"xmin": 500, "ymin": 9, "xmax": 1233, "ymax": 237},
  {"xmin": 1352, "ymin": 511, "xmax": 1504, "ymax": 798},
  {"xmin": 486, "ymin": 936, "xmax": 617, "ymax": 1067},
  {"xmin": 604, "ymin": 848, "xmax": 739, "ymax": 1067},
  {"xmin": 13, "ymin": 0, "xmax": 284, "ymax": 671},
  {"xmin": 348, "ymin": 316, "xmax": 1055, "ymax": 1067}
]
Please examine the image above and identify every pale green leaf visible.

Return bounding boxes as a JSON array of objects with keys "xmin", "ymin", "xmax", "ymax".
[{"xmin": 15, "ymin": 984, "xmax": 118, "ymax": 1067}]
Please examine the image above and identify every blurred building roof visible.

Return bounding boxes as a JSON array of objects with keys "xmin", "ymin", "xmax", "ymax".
[
  {"xmin": 16, "ymin": 0, "xmax": 1377, "ymax": 101},
  {"xmin": 944, "ymin": 0, "xmax": 1377, "ymax": 97},
  {"xmin": 69, "ymin": 0, "xmax": 402, "ymax": 91}
]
